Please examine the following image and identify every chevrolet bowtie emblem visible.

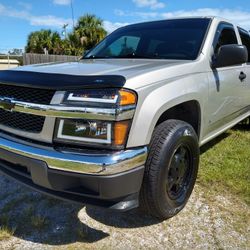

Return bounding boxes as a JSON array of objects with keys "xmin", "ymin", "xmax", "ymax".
[{"xmin": 0, "ymin": 97, "xmax": 15, "ymax": 112}]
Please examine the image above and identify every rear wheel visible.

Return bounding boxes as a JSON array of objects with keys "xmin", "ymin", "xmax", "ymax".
[{"xmin": 140, "ymin": 119, "xmax": 199, "ymax": 219}]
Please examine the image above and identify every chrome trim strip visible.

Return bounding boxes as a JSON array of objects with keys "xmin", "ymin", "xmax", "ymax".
[
  {"xmin": 67, "ymin": 93, "xmax": 119, "ymax": 103},
  {"xmin": 0, "ymin": 96, "xmax": 135, "ymax": 121},
  {"xmin": 0, "ymin": 91, "xmax": 63, "ymax": 144},
  {"xmin": 0, "ymin": 117, "xmax": 55, "ymax": 144},
  {"xmin": 0, "ymin": 136, "xmax": 147, "ymax": 175}
]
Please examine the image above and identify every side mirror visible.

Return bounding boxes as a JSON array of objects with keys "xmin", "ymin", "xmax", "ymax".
[{"xmin": 212, "ymin": 44, "xmax": 248, "ymax": 68}]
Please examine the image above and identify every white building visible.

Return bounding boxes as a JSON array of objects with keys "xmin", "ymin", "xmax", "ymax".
[{"xmin": 0, "ymin": 59, "xmax": 20, "ymax": 70}]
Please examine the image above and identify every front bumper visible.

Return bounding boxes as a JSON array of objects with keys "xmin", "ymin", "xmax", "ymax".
[{"xmin": 0, "ymin": 135, "xmax": 147, "ymax": 210}]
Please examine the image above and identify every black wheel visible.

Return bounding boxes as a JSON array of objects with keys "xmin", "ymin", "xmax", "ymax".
[{"xmin": 139, "ymin": 119, "xmax": 199, "ymax": 220}]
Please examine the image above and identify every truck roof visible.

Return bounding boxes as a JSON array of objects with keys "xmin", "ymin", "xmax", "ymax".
[{"xmin": 119, "ymin": 16, "xmax": 246, "ymax": 32}]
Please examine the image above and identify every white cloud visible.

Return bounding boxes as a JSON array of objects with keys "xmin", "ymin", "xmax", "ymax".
[
  {"xmin": 115, "ymin": 9, "xmax": 158, "ymax": 18},
  {"xmin": 0, "ymin": 3, "xmax": 71, "ymax": 28},
  {"xmin": 115, "ymin": 8, "xmax": 250, "ymax": 30},
  {"xmin": 0, "ymin": 4, "xmax": 5, "ymax": 12},
  {"xmin": 133, "ymin": 0, "xmax": 165, "ymax": 10},
  {"xmin": 0, "ymin": 3, "xmax": 127, "ymax": 33},
  {"xmin": 53, "ymin": 0, "xmax": 71, "ymax": 6},
  {"xmin": 103, "ymin": 21, "xmax": 130, "ymax": 33},
  {"xmin": 161, "ymin": 8, "xmax": 250, "ymax": 30},
  {"xmin": 29, "ymin": 16, "xmax": 71, "ymax": 27}
]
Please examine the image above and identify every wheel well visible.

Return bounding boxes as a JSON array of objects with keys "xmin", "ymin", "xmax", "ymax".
[{"xmin": 156, "ymin": 101, "xmax": 201, "ymax": 138}]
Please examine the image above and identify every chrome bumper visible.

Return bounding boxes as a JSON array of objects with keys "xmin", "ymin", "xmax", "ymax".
[{"xmin": 0, "ymin": 136, "xmax": 147, "ymax": 175}]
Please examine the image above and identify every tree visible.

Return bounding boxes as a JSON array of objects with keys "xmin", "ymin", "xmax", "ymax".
[
  {"xmin": 65, "ymin": 31, "xmax": 84, "ymax": 56},
  {"xmin": 25, "ymin": 14, "xmax": 107, "ymax": 56},
  {"xmin": 25, "ymin": 30, "xmax": 62, "ymax": 54},
  {"xmin": 8, "ymin": 48, "xmax": 23, "ymax": 55},
  {"xmin": 74, "ymin": 14, "xmax": 107, "ymax": 51}
]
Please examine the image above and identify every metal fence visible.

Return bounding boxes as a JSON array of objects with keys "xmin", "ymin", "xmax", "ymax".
[{"xmin": 23, "ymin": 53, "xmax": 80, "ymax": 65}]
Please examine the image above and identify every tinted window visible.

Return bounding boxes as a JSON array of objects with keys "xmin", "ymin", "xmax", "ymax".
[
  {"xmin": 101, "ymin": 35, "xmax": 140, "ymax": 57},
  {"xmin": 85, "ymin": 18, "xmax": 211, "ymax": 60},
  {"xmin": 213, "ymin": 23, "xmax": 238, "ymax": 54},
  {"xmin": 238, "ymin": 28, "xmax": 250, "ymax": 63}
]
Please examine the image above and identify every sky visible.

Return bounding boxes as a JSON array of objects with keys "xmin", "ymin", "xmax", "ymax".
[{"xmin": 0, "ymin": 0, "xmax": 250, "ymax": 53}]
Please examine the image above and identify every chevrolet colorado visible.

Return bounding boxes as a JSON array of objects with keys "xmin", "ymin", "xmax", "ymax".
[{"xmin": 0, "ymin": 17, "xmax": 249, "ymax": 219}]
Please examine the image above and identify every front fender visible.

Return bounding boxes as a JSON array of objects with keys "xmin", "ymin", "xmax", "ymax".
[{"xmin": 126, "ymin": 73, "xmax": 208, "ymax": 148}]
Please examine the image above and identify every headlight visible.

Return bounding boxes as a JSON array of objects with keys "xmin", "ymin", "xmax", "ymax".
[
  {"xmin": 63, "ymin": 88, "xmax": 136, "ymax": 107},
  {"xmin": 57, "ymin": 120, "xmax": 112, "ymax": 144},
  {"xmin": 54, "ymin": 119, "xmax": 131, "ymax": 149},
  {"xmin": 54, "ymin": 88, "xmax": 136, "ymax": 149}
]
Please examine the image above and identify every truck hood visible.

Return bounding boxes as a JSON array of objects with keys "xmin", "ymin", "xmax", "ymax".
[
  {"xmin": 15, "ymin": 59, "xmax": 189, "ymax": 77},
  {"xmin": 0, "ymin": 59, "xmax": 192, "ymax": 90}
]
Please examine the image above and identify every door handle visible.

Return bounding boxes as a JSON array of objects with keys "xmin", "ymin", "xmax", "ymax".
[{"xmin": 239, "ymin": 72, "xmax": 247, "ymax": 81}]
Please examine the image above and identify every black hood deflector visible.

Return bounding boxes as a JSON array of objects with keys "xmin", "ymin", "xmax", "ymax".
[{"xmin": 0, "ymin": 70, "xmax": 126, "ymax": 90}]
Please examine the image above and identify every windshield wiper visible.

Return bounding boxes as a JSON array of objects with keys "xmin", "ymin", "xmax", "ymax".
[
  {"xmin": 114, "ymin": 53, "xmax": 157, "ymax": 59},
  {"xmin": 83, "ymin": 53, "xmax": 159, "ymax": 60},
  {"xmin": 83, "ymin": 55, "xmax": 109, "ymax": 59}
]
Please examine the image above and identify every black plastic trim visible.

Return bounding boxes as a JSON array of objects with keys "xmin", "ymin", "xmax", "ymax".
[
  {"xmin": 0, "ymin": 147, "xmax": 144, "ymax": 211},
  {"xmin": 0, "ymin": 70, "xmax": 126, "ymax": 90}
]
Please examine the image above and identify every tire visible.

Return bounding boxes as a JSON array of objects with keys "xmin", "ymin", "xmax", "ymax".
[
  {"xmin": 239, "ymin": 117, "xmax": 250, "ymax": 127},
  {"xmin": 139, "ymin": 119, "xmax": 200, "ymax": 220},
  {"xmin": 245, "ymin": 117, "xmax": 250, "ymax": 128}
]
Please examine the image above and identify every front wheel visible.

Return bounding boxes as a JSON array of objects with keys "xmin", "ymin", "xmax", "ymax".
[{"xmin": 140, "ymin": 119, "xmax": 200, "ymax": 220}]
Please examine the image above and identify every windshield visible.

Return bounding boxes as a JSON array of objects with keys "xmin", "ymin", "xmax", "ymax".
[{"xmin": 84, "ymin": 18, "xmax": 211, "ymax": 60}]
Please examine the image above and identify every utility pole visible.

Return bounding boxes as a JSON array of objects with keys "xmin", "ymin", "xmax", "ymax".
[
  {"xmin": 62, "ymin": 23, "xmax": 69, "ymax": 39},
  {"xmin": 7, "ymin": 52, "xmax": 10, "ymax": 69}
]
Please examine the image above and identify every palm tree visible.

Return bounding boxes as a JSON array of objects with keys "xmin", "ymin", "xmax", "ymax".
[
  {"xmin": 74, "ymin": 14, "xmax": 107, "ymax": 50},
  {"xmin": 25, "ymin": 30, "xmax": 62, "ymax": 54},
  {"xmin": 26, "ymin": 31, "xmax": 42, "ymax": 53},
  {"xmin": 25, "ymin": 14, "xmax": 107, "ymax": 56},
  {"xmin": 64, "ymin": 31, "xmax": 84, "ymax": 56},
  {"xmin": 50, "ymin": 31, "xmax": 64, "ymax": 55}
]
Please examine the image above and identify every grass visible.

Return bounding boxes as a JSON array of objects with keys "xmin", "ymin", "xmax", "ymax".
[
  {"xmin": 0, "ymin": 124, "xmax": 248, "ymax": 248},
  {"xmin": 0, "ymin": 226, "xmax": 15, "ymax": 241},
  {"xmin": 198, "ymin": 125, "xmax": 250, "ymax": 205},
  {"xmin": 0, "ymin": 215, "xmax": 15, "ymax": 241}
]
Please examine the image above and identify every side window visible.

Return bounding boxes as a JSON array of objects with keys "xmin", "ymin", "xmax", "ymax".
[
  {"xmin": 238, "ymin": 28, "xmax": 250, "ymax": 63},
  {"xmin": 213, "ymin": 23, "xmax": 238, "ymax": 55}
]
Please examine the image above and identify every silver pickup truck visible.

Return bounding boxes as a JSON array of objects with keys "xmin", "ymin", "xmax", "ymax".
[{"xmin": 0, "ymin": 16, "xmax": 249, "ymax": 219}]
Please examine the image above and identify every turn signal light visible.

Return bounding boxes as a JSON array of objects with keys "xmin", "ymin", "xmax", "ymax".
[
  {"xmin": 114, "ymin": 121, "xmax": 130, "ymax": 146},
  {"xmin": 119, "ymin": 90, "xmax": 137, "ymax": 106}
]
